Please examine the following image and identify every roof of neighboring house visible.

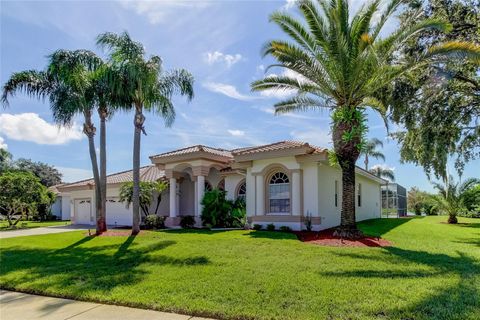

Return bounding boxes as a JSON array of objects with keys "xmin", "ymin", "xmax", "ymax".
[
  {"xmin": 150, "ymin": 145, "xmax": 233, "ymax": 160},
  {"xmin": 48, "ymin": 184, "xmax": 65, "ymax": 195},
  {"xmin": 58, "ymin": 165, "xmax": 165, "ymax": 191},
  {"xmin": 231, "ymin": 140, "xmax": 327, "ymax": 156}
]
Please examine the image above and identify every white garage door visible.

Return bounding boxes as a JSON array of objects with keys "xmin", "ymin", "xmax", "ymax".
[
  {"xmin": 106, "ymin": 197, "xmax": 132, "ymax": 227},
  {"xmin": 74, "ymin": 199, "xmax": 93, "ymax": 225}
]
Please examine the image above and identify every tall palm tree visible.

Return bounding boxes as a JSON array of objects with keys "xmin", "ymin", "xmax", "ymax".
[
  {"xmin": 432, "ymin": 176, "xmax": 480, "ymax": 224},
  {"xmin": 369, "ymin": 165, "xmax": 395, "ymax": 181},
  {"xmin": 361, "ymin": 138, "xmax": 385, "ymax": 170},
  {"xmin": 97, "ymin": 32, "xmax": 194, "ymax": 235},
  {"xmin": 251, "ymin": 0, "xmax": 479, "ymax": 238},
  {"xmin": 1, "ymin": 50, "xmax": 108, "ymax": 234}
]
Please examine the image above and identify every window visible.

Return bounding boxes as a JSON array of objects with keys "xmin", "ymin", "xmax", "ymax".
[
  {"xmin": 237, "ymin": 181, "xmax": 246, "ymax": 201},
  {"xmin": 268, "ymin": 172, "xmax": 290, "ymax": 213},
  {"xmin": 217, "ymin": 179, "xmax": 225, "ymax": 191},
  {"xmin": 335, "ymin": 180, "xmax": 338, "ymax": 207},
  {"xmin": 358, "ymin": 183, "xmax": 362, "ymax": 207},
  {"xmin": 205, "ymin": 181, "xmax": 213, "ymax": 192}
]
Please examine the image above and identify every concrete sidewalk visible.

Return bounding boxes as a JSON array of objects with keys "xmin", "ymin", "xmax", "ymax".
[
  {"xmin": 0, "ymin": 225, "xmax": 92, "ymax": 239},
  {"xmin": 0, "ymin": 290, "xmax": 211, "ymax": 320}
]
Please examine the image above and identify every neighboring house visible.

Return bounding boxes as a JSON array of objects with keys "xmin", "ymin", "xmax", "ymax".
[
  {"xmin": 58, "ymin": 141, "xmax": 386, "ymax": 230},
  {"xmin": 49, "ymin": 184, "xmax": 71, "ymax": 221}
]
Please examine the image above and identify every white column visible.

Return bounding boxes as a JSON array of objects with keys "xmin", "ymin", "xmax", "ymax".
[
  {"xmin": 169, "ymin": 178, "xmax": 177, "ymax": 217},
  {"xmin": 255, "ymin": 175, "xmax": 264, "ymax": 215},
  {"xmin": 196, "ymin": 175, "xmax": 205, "ymax": 217},
  {"xmin": 291, "ymin": 170, "xmax": 301, "ymax": 215}
]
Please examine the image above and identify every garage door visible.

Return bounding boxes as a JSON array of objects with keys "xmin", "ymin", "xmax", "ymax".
[
  {"xmin": 106, "ymin": 197, "xmax": 132, "ymax": 227},
  {"xmin": 74, "ymin": 199, "xmax": 93, "ymax": 225}
]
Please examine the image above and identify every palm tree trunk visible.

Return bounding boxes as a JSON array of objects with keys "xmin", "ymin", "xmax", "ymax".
[
  {"xmin": 132, "ymin": 104, "xmax": 145, "ymax": 235},
  {"xmin": 332, "ymin": 107, "xmax": 364, "ymax": 239},
  {"xmin": 83, "ymin": 111, "xmax": 101, "ymax": 233},
  {"xmin": 98, "ymin": 108, "xmax": 108, "ymax": 233},
  {"xmin": 364, "ymin": 154, "xmax": 369, "ymax": 170}
]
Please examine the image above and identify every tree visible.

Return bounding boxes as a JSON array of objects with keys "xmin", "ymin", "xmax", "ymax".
[
  {"xmin": 119, "ymin": 181, "xmax": 168, "ymax": 218},
  {"xmin": 14, "ymin": 158, "xmax": 62, "ymax": 187},
  {"xmin": 388, "ymin": 0, "xmax": 480, "ymax": 180},
  {"xmin": 432, "ymin": 176, "xmax": 480, "ymax": 223},
  {"xmin": 0, "ymin": 148, "xmax": 12, "ymax": 172},
  {"xmin": 1, "ymin": 49, "xmax": 107, "ymax": 234},
  {"xmin": 360, "ymin": 138, "xmax": 385, "ymax": 170},
  {"xmin": 97, "ymin": 31, "xmax": 194, "ymax": 235},
  {"xmin": 251, "ymin": 0, "xmax": 478, "ymax": 238},
  {"xmin": 369, "ymin": 165, "xmax": 395, "ymax": 181},
  {"xmin": 0, "ymin": 171, "xmax": 52, "ymax": 226},
  {"xmin": 462, "ymin": 184, "xmax": 480, "ymax": 212}
]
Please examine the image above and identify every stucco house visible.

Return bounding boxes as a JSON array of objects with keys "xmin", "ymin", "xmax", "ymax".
[
  {"xmin": 49, "ymin": 184, "xmax": 71, "ymax": 221},
  {"xmin": 58, "ymin": 141, "xmax": 385, "ymax": 230}
]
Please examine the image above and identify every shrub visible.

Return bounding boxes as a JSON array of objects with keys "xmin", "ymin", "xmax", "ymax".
[
  {"xmin": 201, "ymin": 189, "xmax": 246, "ymax": 228},
  {"xmin": 279, "ymin": 226, "xmax": 291, "ymax": 232},
  {"xmin": 304, "ymin": 212, "xmax": 312, "ymax": 231},
  {"xmin": 414, "ymin": 203, "xmax": 423, "ymax": 215},
  {"xmin": 424, "ymin": 203, "xmax": 439, "ymax": 216},
  {"xmin": 180, "ymin": 215, "xmax": 195, "ymax": 229},
  {"xmin": 253, "ymin": 224, "xmax": 262, "ymax": 230},
  {"xmin": 144, "ymin": 214, "xmax": 165, "ymax": 229},
  {"xmin": 266, "ymin": 223, "xmax": 275, "ymax": 231}
]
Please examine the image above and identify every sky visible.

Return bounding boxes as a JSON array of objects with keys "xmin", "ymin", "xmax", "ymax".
[{"xmin": 0, "ymin": 0, "xmax": 478, "ymax": 192}]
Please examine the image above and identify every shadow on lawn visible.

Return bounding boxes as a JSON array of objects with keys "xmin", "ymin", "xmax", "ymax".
[
  {"xmin": 357, "ymin": 217, "xmax": 416, "ymax": 237},
  {"xmin": 321, "ymin": 247, "xmax": 479, "ymax": 319},
  {"xmin": 0, "ymin": 235, "xmax": 210, "ymax": 297}
]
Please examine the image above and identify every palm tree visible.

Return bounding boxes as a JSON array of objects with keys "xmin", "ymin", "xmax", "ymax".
[
  {"xmin": 369, "ymin": 165, "xmax": 395, "ymax": 181},
  {"xmin": 432, "ymin": 176, "xmax": 480, "ymax": 224},
  {"xmin": 97, "ymin": 31, "xmax": 194, "ymax": 235},
  {"xmin": 361, "ymin": 138, "xmax": 385, "ymax": 170},
  {"xmin": 1, "ymin": 50, "xmax": 107, "ymax": 234},
  {"xmin": 251, "ymin": 0, "xmax": 479, "ymax": 238}
]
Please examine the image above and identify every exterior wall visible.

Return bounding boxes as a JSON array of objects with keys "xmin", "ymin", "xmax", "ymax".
[
  {"xmin": 224, "ymin": 174, "xmax": 245, "ymax": 200},
  {"xmin": 51, "ymin": 198, "xmax": 62, "ymax": 219},
  {"xmin": 302, "ymin": 162, "xmax": 319, "ymax": 217},
  {"xmin": 179, "ymin": 179, "xmax": 194, "ymax": 215},
  {"xmin": 356, "ymin": 175, "xmax": 381, "ymax": 221},
  {"xmin": 61, "ymin": 196, "xmax": 71, "ymax": 220},
  {"xmin": 51, "ymin": 195, "xmax": 71, "ymax": 220}
]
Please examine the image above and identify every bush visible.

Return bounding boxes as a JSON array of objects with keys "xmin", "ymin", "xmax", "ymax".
[
  {"xmin": 414, "ymin": 203, "xmax": 423, "ymax": 215},
  {"xmin": 253, "ymin": 224, "xmax": 262, "ymax": 230},
  {"xmin": 144, "ymin": 215, "xmax": 165, "ymax": 229},
  {"xmin": 180, "ymin": 215, "xmax": 195, "ymax": 229},
  {"xmin": 266, "ymin": 223, "xmax": 275, "ymax": 231},
  {"xmin": 279, "ymin": 226, "xmax": 291, "ymax": 232},
  {"xmin": 424, "ymin": 203, "xmax": 439, "ymax": 216},
  {"xmin": 201, "ymin": 189, "xmax": 246, "ymax": 228},
  {"xmin": 304, "ymin": 213, "xmax": 312, "ymax": 231}
]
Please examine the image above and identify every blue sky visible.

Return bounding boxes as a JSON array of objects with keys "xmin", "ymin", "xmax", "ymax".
[{"xmin": 1, "ymin": 0, "xmax": 478, "ymax": 191}]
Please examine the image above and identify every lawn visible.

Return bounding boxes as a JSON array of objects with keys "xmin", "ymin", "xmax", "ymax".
[
  {"xmin": 0, "ymin": 216, "xmax": 478, "ymax": 320},
  {"xmin": 0, "ymin": 220, "xmax": 70, "ymax": 231}
]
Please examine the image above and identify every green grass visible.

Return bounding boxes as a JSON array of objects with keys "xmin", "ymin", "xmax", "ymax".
[
  {"xmin": 0, "ymin": 216, "xmax": 479, "ymax": 320},
  {"xmin": 0, "ymin": 220, "xmax": 70, "ymax": 231}
]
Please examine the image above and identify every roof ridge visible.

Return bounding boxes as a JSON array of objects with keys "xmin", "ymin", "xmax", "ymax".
[{"xmin": 61, "ymin": 165, "xmax": 154, "ymax": 187}]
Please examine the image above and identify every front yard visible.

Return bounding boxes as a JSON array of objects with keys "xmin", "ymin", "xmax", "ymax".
[
  {"xmin": 0, "ymin": 220, "xmax": 70, "ymax": 231},
  {"xmin": 0, "ymin": 216, "xmax": 478, "ymax": 320}
]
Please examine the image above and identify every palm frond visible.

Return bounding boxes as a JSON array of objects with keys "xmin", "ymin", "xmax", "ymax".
[
  {"xmin": 274, "ymin": 95, "xmax": 329, "ymax": 114},
  {"xmin": 2, "ymin": 70, "xmax": 53, "ymax": 107}
]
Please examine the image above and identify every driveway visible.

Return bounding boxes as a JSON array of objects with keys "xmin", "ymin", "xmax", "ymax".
[
  {"xmin": 0, "ymin": 225, "xmax": 92, "ymax": 239},
  {"xmin": 0, "ymin": 290, "xmax": 210, "ymax": 320}
]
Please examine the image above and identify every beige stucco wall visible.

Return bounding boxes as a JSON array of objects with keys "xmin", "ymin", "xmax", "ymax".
[{"xmin": 224, "ymin": 174, "xmax": 245, "ymax": 200}]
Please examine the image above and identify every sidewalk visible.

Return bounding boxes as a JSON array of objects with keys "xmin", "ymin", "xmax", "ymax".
[{"xmin": 0, "ymin": 290, "xmax": 212, "ymax": 320}]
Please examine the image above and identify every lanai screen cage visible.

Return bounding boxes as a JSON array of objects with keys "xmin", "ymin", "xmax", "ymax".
[{"xmin": 381, "ymin": 183, "xmax": 407, "ymax": 217}]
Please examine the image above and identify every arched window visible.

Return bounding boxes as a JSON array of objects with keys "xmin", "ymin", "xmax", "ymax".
[
  {"xmin": 217, "ymin": 179, "xmax": 225, "ymax": 191},
  {"xmin": 237, "ymin": 181, "xmax": 246, "ymax": 201},
  {"xmin": 204, "ymin": 181, "xmax": 213, "ymax": 192},
  {"xmin": 268, "ymin": 172, "xmax": 290, "ymax": 213}
]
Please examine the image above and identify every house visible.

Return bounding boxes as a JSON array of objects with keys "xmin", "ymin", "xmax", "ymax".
[
  {"xmin": 48, "ymin": 184, "xmax": 71, "ymax": 221},
  {"xmin": 58, "ymin": 141, "xmax": 385, "ymax": 230}
]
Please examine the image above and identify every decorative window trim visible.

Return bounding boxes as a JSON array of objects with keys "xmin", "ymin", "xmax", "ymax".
[
  {"xmin": 217, "ymin": 179, "xmax": 225, "ymax": 191},
  {"xmin": 205, "ymin": 181, "xmax": 213, "ymax": 192},
  {"xmin": 235, "ymin": 179, "xmax": 246, "ymax": 201},
  {"xmin": 265, "ymin": 170, "xmax": 291, "ymax": 215}
]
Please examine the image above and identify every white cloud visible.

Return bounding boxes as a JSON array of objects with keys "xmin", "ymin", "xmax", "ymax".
[
  {"xmin": 203, "ymin": 82, "xmax": 256, "ymax": 101},
  {"xmin": 57, "ymin": 167, "xmax": 92, "ymax": 183},
  {"xmin": 283, "ymin": 0, "xmax": 298, "ymax": 10},
  {"xmin": 371, "ymin": 164, "xmax": 396, "ymax": 171},
  {"xmin": 204, "ymin": 51, "xmax": 243, "ymax": 68},
  {"xmin": 290, "ymin": 129, "xmax": 331, "ymax": 147},
  {"xmin": 0, "ymin": 137, "xmax": 7, "ymax": 149},
  {"xmin": 0, "ymin": 113, "xmax": 83, "ymax": 145},
  {"xmin": 228, "ymin": 129, "xmax": 245, "ymax": 137},
  {"xmin": 120, "ymin": 0, "xmax": 211, "ymax": 25}
]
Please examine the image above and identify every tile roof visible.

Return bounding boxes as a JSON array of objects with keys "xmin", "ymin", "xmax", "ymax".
[
  {"xmin": 60, "ymin": 165, "xmax": 165, "ymax": 189},
  {"xmin": 232, "ymin": 141, "xmax": 327, "ymax": 156},
  {"xmin": 150, "ymin": 145, "xmax": 232, "ymax": 159}
]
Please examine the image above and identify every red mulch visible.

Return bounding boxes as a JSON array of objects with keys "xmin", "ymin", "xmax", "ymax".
[
  {"xmin": 84, "ymin": 230, "xmax": 147, "ymax": 237},
  {"xmin": 294, "ymin": 229, "xmax": 392, "ymax": 247}
]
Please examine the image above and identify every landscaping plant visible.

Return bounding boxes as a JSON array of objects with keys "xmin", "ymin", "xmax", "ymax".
[{"xmin": 201, "ymin": 189, "xmax": 246, "ymax": 228}]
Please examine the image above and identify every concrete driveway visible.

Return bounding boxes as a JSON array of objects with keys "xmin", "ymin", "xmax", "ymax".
[
  {"xmin": 0, "ymin": 290, "xmax": 210, "ymax": 320},
  {"xmin": 0, "ymin": 225, "xmax": 92, "ymax": 239}
]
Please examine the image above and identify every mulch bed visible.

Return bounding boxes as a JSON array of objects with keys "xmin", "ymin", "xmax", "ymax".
[{"xmin": 294, "ymin": 229, "xmax": 392, "ymax": 247}]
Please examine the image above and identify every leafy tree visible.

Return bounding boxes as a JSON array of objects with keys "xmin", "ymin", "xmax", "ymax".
[
  {"xmin": 0, "ymin": 148, "xmax": 12, "ymax": 172},
  {"xmin": 14, "ymin": 158, "xmax": 62, "ymax": 187},
  {"xmin": 432, "ymin": 176, "xmax": 480, "ymax": 223},
  {"xmin": 462, "ymin": 184, "xmax": 480, "ymax": 212},
  {"xmin": 369, "ymin": 165, "xmax": 395, "ymax": 181},
  {"xmin": 251, "ymin": 0, "xmax": 478, "ymax": 238},
  {"xmin": 97, "ymin": 31, "xmax": 194, "ymax": 235},
  {"xmin": 119, "ymin": 181, "xmax": 168, "ymax": 218},
  {"xmin": 0, "ymin": 171, "xmax": 53, "ymax": 226},
  {"xmin": 360, "ymin": 138, "xmax": 385, "ymax": 170},
  {"xmin": 388, "ymin": 0, "xmax": 480, "ymax": 179}
]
